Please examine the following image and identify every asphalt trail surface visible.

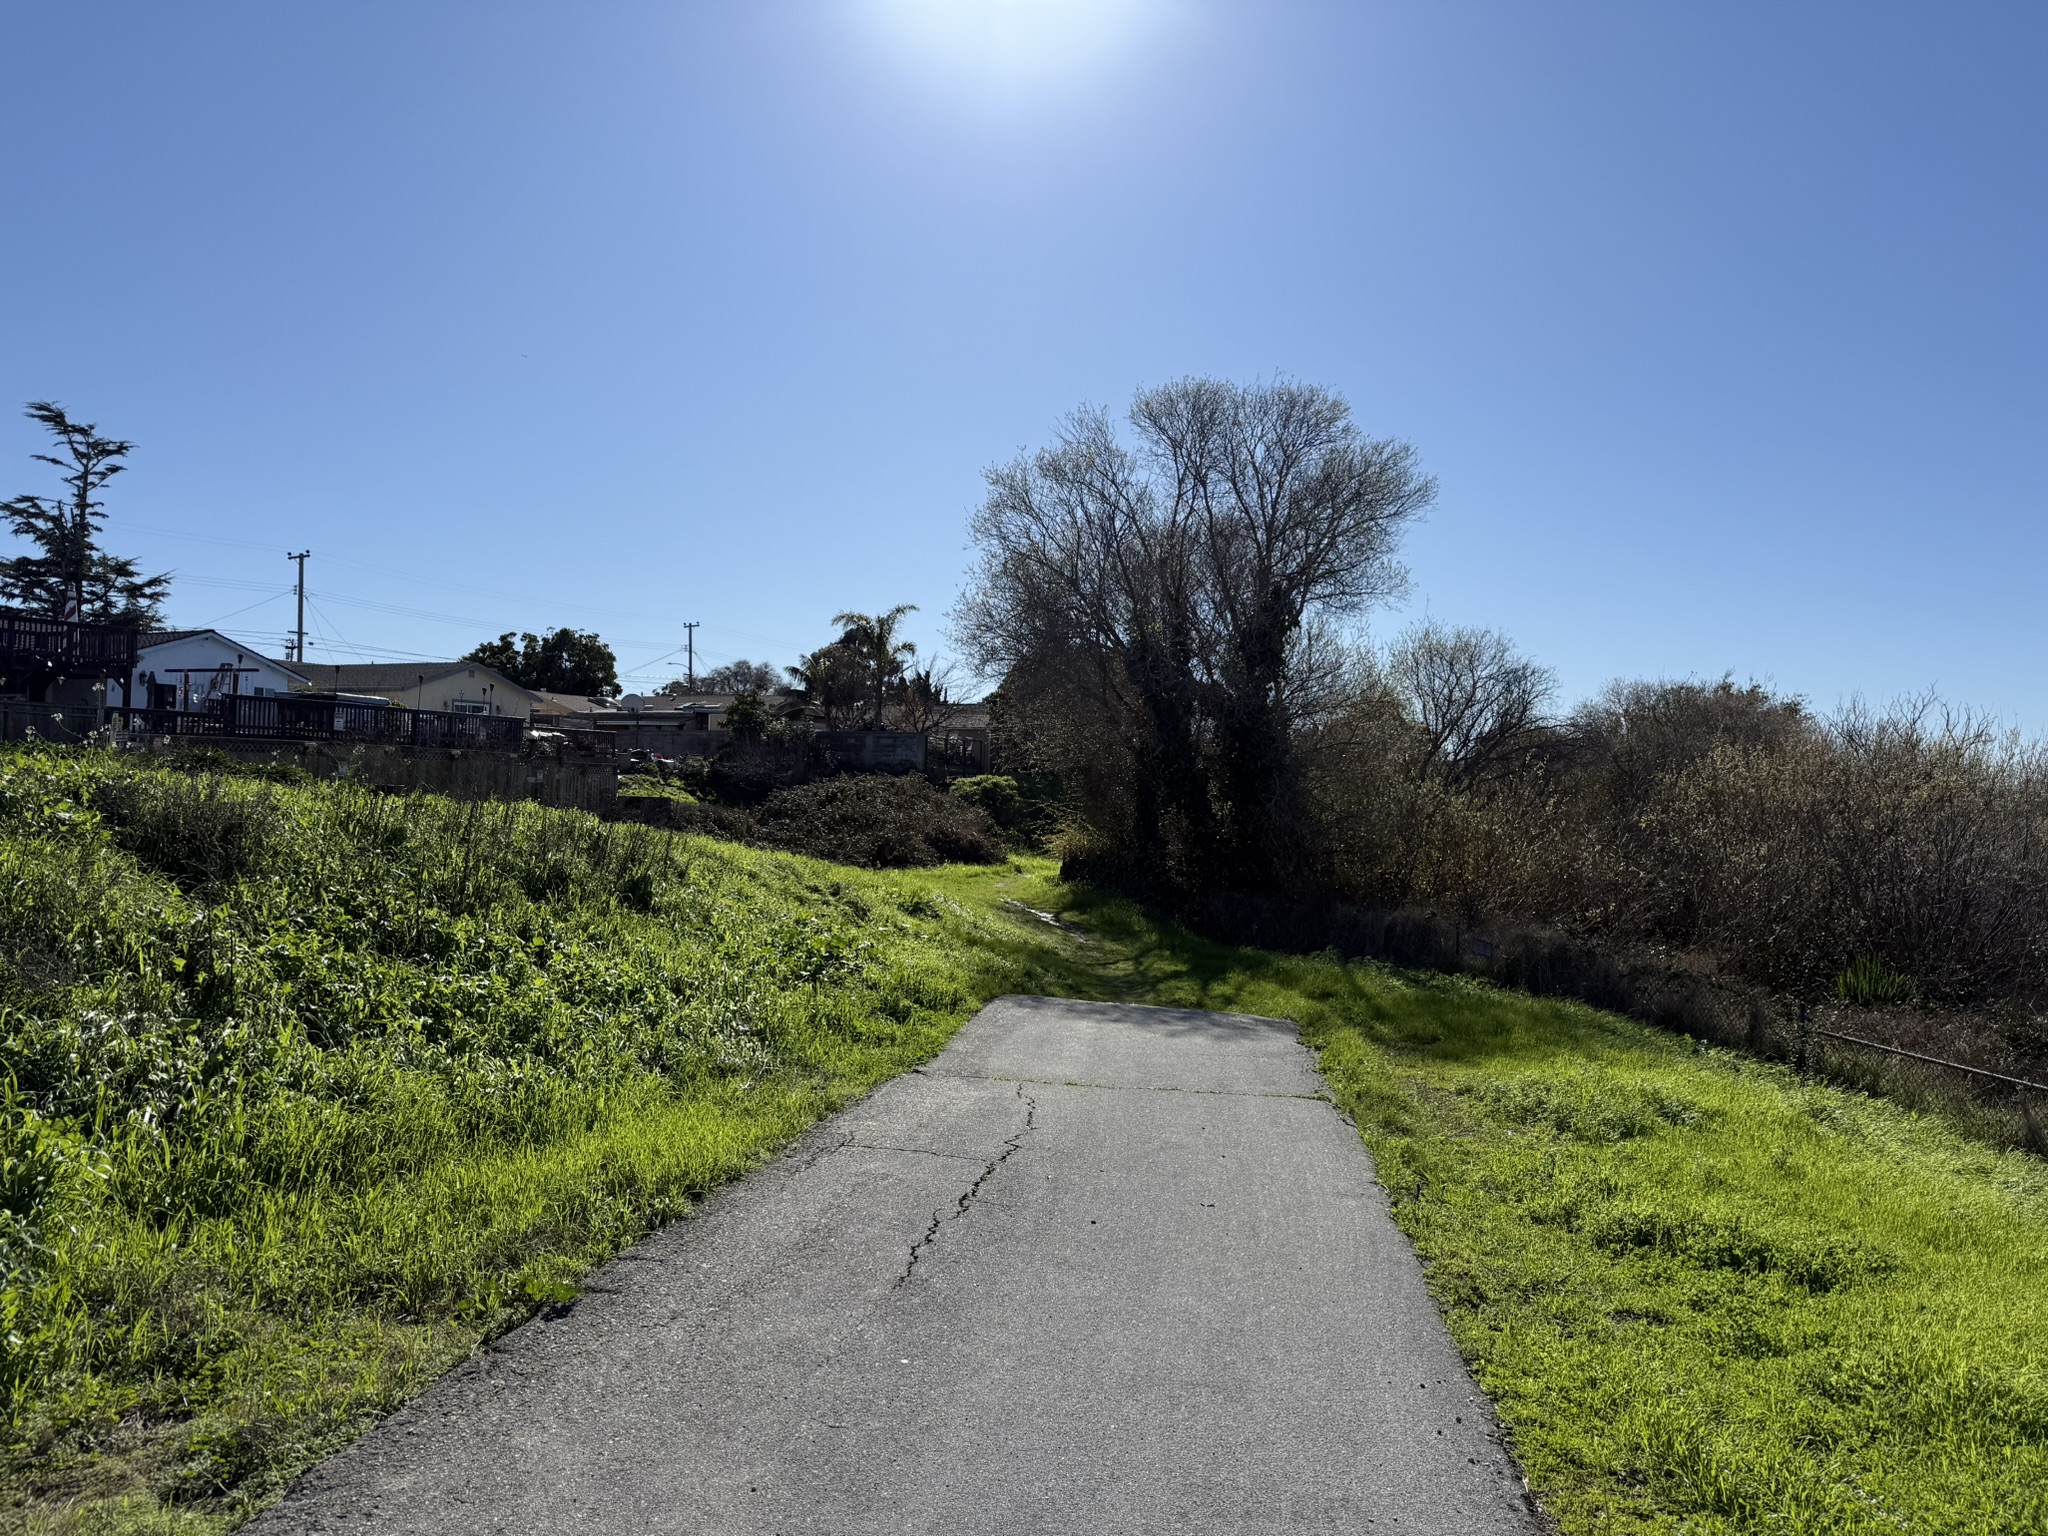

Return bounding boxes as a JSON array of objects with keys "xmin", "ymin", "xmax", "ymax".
[{"xmin": 249, "ymin": 996, "xmax": 1542, "ymax": 1534}]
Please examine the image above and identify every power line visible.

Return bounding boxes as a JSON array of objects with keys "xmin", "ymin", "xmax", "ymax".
[
  {"xmin": 121, "ymin": 519, "xmax": 726, "ymax": 632},
  {"xmin": 131, "ymin": 523, "xmax": 825, "ymax": 678},
  {"xmin": 301, "ymin": 594, "xmax": 375, "ymax": 663},
  {"xmin": 195, "ymin": 590, "xmax": 294, "ymax": 627},
  {"xmin": 177, "ymin": 575, "xmax": 295, "ymax": 593},
  {"xmin": 302, "ymin": 637, "xmax": 452, "ymax": 662},
  {"xmin": 127, "ymin": 522, "xmax": 815, "ymax": 654}
]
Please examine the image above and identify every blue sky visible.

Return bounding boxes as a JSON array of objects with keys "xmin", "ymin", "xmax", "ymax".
[{"xmin": 3, "ymin": 2, "xmax": 2043, "ymax": 720}]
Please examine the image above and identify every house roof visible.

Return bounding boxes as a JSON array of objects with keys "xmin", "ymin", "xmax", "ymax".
[
  {"xmin": 137, "ymin": 629, "xmax": 311, "ymax": 682},
  {"xmin": 619, "ymin": 693, "xmax": 734, "ymax": 712},
  {"xmin": 531, "ymin": 690, "xmax": 612, "ymax": 716},
  {"xmin": 295, "ymin": 661, "xmax": 536, "ymax": 700}
]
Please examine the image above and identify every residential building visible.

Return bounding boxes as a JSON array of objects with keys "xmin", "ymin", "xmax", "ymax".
[
  {"xmin": 133, "ymin": 630, "xmax": 310, "ymax": 710},
  {"xmin": 616, "ymin": 693, "xmax": 733, "ymax": 731},
  {"xmin": 532, "ymin": 692, "xmax": 735, "ymax": 734},
  {"xmin": 293, "ymin": 661, "xmax": 540, "ymax": 720},
  {"xmin": 528, "ymin": 690, "xmax": 616, "ymax": 724}
]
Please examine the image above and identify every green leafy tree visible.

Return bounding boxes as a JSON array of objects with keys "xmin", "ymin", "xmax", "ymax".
[
  {"xmin": 723, "ymin": 688, "xmax": 768, "ymax": 742},
  {"xmin": 688, "ymin": 659, "xmax": 782, "ymax": 695},
  {"xmin": 464, "ymin": 628, "xmax": 620, "ymax": 696},
  {"xmin": 1, "ymin": 401, "xmax": 170, "ymax": 625}
]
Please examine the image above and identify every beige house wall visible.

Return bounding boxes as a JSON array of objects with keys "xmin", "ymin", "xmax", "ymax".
[{"xmin": 355, "ymin": 666, "xmax": 539, "ymax": 719}]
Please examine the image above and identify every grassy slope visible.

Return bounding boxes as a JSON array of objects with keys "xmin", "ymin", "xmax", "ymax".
[
  {"xmin": 0, "ymin": 753, "xmax": 1071, "ymax": 1534},
  {"xmin": 5, "ymin": 753, "xmax": 2043, "ymax": 1534}
]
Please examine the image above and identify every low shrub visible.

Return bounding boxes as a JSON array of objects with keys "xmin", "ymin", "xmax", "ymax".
[
  {"xmin": 626, "ymin": 773, "xmax": 1007, "ymax": 869},
  {"xmin": 951, "ymin": 774, "xmax": 1024, "ymax": 828}
]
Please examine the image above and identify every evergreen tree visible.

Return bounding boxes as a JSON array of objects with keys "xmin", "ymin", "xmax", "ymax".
[{"xmin": 1, "ymin": 401, "xmax": 170, "ymax": 625}]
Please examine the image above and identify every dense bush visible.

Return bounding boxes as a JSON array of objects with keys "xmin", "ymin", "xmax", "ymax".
[
  {"xmin": 753, "ymin": 774, "xmax": 1004, "ymax": 867},
  {"xmin": 642, "ymin": 773, "xmax": 1005, "ymax": 869},
  {"xmin": 948, "ymin": 773, "xmax": 1061, "ymax": 847},
  {"xmin": 1309, "ymin": 682, "xmax": 2048, "ymax": 1010}
]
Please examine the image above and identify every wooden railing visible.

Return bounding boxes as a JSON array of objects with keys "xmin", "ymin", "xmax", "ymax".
[
  {"xmin": 0, "ymin": 612, "xmax": 140, "ymax": 676},
  {"xmin": 113, "ymin": 696, "xmax": 524, "ymax": 752}
]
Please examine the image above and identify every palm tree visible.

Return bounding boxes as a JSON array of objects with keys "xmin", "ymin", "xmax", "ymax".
[
  {"xmin": 829, "ymin": 604, "xmax": 918, "ymax": 730},
  {"xmin": 786, "ymin": 643, "xmax": 868, "ymax": 729}
]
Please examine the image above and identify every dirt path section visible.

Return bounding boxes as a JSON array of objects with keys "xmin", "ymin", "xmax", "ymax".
[{"xmin": 247, "ymin": 995, "xmax": 1541, "ymax": 1534}]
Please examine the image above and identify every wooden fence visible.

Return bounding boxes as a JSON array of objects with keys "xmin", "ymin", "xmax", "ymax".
[{"xmin": 113, "ymin": 697, "xmax": 523, "ymax": 752}]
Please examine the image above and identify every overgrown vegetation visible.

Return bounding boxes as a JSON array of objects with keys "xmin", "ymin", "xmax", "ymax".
[
  {"xmin": 948, "ymin": 773, "xmax": 1057, "ymax": 847},
  {"xmin": 1314, "ymin": 678, "xmax": 2048, "ymax": 1015},
  {"xmin": 957, "ymin": 376, "xmax": 1432, "ymax": 896},
  {"xmin": 0, "ymin": 747, "xmax": 1048, "ymax": 1531}
]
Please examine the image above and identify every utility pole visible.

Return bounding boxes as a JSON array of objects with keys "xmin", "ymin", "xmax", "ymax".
[
  {"xmin": 684, "ymin": 621, "xmax": 699, "ymax": 689},
  {"xmin": 287, "ymin": 551, "xmax": 310, "ymax": 664}
]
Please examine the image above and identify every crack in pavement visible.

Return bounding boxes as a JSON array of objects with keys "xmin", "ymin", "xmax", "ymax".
[
  {"xmin": 895, "ymin": 1081, "xmax": 1038, "ymax": 1288},
  {"xmin": 848, "ymin": 1142, "xmax": 985, "ymax": 1163}
]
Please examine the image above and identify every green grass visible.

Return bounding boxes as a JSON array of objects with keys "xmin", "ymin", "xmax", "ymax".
[{"xmin": 6, "ymin": 751, "xmax": 2045, "ymax": 1534}]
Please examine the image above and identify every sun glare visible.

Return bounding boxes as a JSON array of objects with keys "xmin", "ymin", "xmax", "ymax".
[{"xmin": 861, "ymin": 0, "xmax": 1160, "ymax": 100}]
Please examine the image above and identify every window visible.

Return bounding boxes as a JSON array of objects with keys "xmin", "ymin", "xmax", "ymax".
[{"xmin": 447, "ymin": 698, "xmax": 489, "ymax": 715}]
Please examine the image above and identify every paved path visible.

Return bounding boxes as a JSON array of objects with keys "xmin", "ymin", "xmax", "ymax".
[{"xmin": 249, "ymin": 997, "xmax": 1541, "ymax": 1534}]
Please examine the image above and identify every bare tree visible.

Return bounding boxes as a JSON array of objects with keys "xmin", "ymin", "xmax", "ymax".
[
  {"xmin": 895, "ymin": 661, "xmax": 964, "ymax": 734},
  {"xmin": 956, "ymin": 378, "xmax": 1433, "ymax": 893},
  {"xmin": 1387, "ymin": 622, "xmax": 1556, "ymax": 786}
]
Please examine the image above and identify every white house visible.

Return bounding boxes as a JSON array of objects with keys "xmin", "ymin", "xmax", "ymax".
[{"xmin": 133, "ymin": 630, "xmax": 310, "ymax": 710}]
